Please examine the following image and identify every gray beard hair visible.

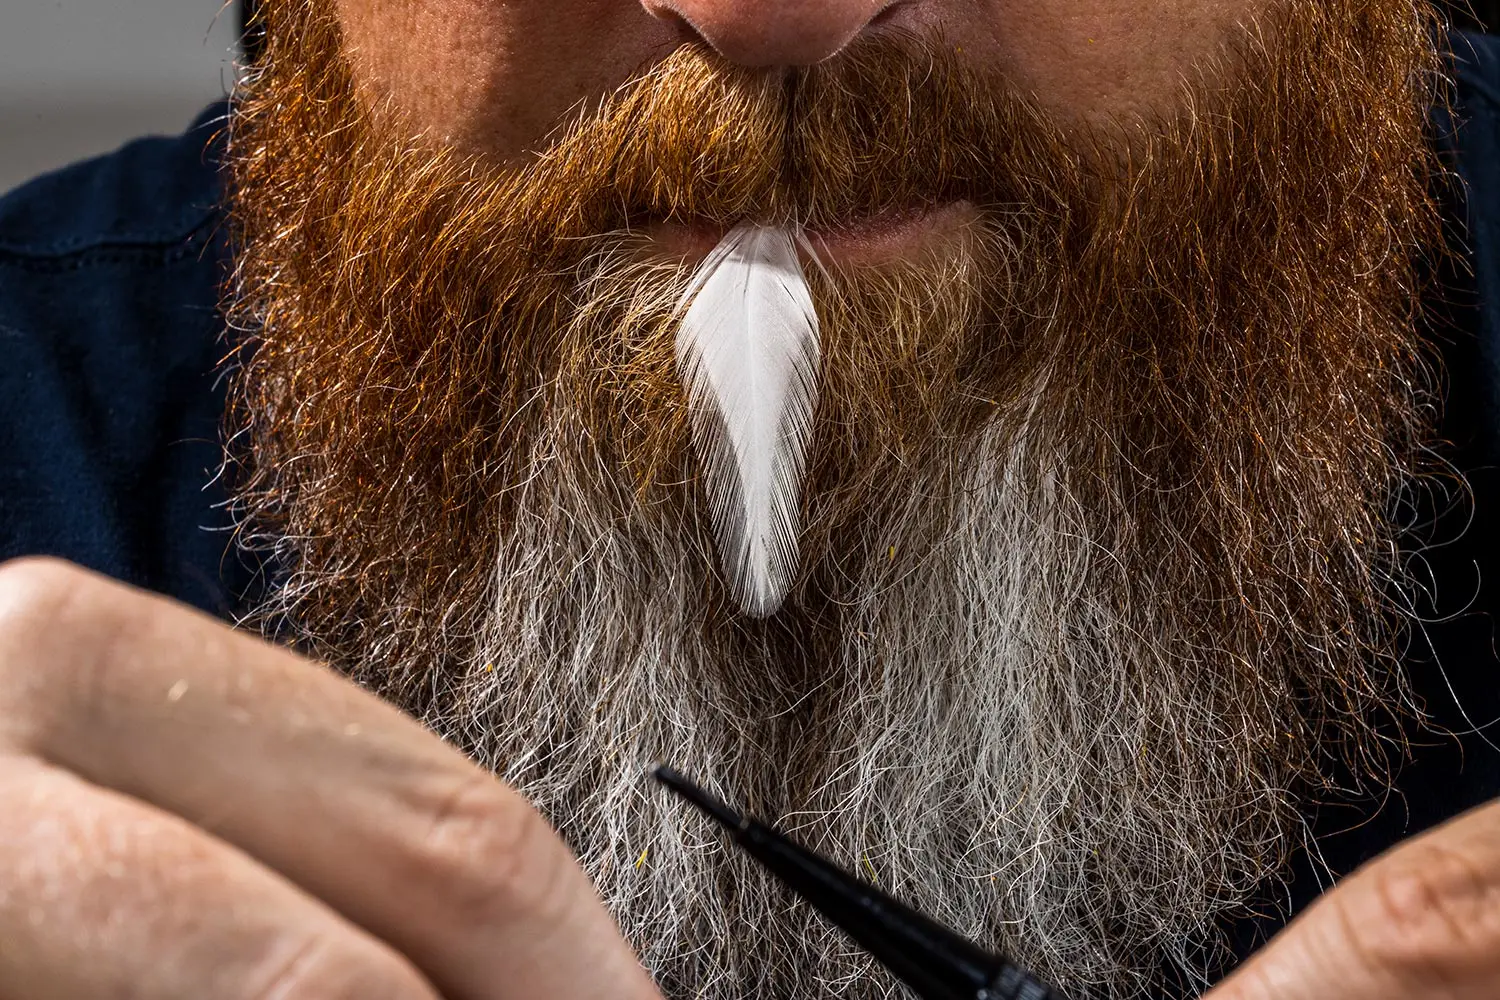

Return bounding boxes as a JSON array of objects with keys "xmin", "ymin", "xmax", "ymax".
[
  {"xmin": 233, "ymin": 234, "xmax": 1418, "ymax": 1000},
  {"xmin": 397, "ymin": 403, "xmax": 1322, "ymax": 1000},
  {"xmin": 222, "ymin": 7, "xmax": 1442, "ymax": 991},
  {"xmin": 222, "ymin": 5, "xmax": 1442, "ymax": 991}
]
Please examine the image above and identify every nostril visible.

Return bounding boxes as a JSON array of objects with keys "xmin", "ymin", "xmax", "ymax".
[
  {"xmin": 868, "ymin": 0, "xmax": 912, "ymax": 28},
  {"xmin": 642, "ymin": 0, "xmax": 902, "ymax": 68},
  {"xmin": 641, "ymin": 1, "xmax": 705, "ymax": 43}
]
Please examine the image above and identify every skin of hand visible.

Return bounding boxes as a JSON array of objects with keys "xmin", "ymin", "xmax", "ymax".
[
  {"xmin": 5, "ymin": 565, "xmax": 1497, "ymax": 998},
  {"xmin": 0, "ymin": 558, "xmax": 664, "ymax": 1000},
  {"xmin": 7, "ymin": 3, "xmax": 1487, "ymax": 997},
  {"xmin": 1203, "ymin": 800, "xmax": 1500, "ymax": 1000}
]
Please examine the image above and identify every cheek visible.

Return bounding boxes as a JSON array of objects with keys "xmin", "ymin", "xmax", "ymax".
[
  {"xmin": 959, "ymin": 0, "xmax": 1275, "ymax": 121},
  {"xmin": 332, "ymin": 0, "xmax": 681, "ymax": 157},
  {"xmin": 332, "ymin": 0, "xmax": 1274, "ymax": 155}
]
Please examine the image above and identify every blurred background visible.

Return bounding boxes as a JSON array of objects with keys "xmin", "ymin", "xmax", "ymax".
[
  {"xmin": 0, "ymin": 0, "xmax": 1496, "ymax": 196},
  {"xmin": 0, "ymin": 0, "xmax": 239, "ymax": 194}
]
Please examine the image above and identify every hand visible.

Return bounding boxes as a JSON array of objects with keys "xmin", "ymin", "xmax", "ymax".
[
  {"xmin": 0, "ymin": 558, "xmax": 665, "ymax": 1000},
  {"xmin": 1207, "ymin": 796, "xmax": 1500, "ymax": 999}
]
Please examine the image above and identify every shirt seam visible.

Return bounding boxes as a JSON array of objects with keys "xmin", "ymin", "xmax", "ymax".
[{"xmin": 0, "ymin": 210, "xmax": 221, "ymax": 270}]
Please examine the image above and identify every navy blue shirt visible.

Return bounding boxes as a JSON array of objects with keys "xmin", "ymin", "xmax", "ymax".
[
  {"xmin": 0, "ymin": 104, "xmax": 257, "ymax": 617},
  {"xmin": 4, "ymin": 39, "xmax": 1500, "ymax": 976}
]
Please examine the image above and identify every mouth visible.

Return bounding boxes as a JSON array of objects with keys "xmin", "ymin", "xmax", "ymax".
[{"xmin": 646, "ymin": 201, "xmax": 977, "ymax": 268}]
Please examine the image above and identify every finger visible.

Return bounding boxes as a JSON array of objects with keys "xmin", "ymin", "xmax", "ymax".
[
  {"xmin": 0, "ymin": 755, "xmax": 441, "ymax": 1000},
  {"xmin": 1209, "ymin": 798, "xmax": 1500, "ymax": 1000},
  {"xmin": 0, "ymin": 558, "xmax": 662, "ymax": 1000}
]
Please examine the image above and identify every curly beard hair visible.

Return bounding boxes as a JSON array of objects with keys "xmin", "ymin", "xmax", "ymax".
[{"xmin": 224, "ymin": 2, "xmax": 1444, "ymax": 996}]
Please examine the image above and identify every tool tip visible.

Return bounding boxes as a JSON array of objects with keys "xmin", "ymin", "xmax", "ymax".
[{"xmin": 652, "ymin": 764, "xmax": 749, "ymax": 832}]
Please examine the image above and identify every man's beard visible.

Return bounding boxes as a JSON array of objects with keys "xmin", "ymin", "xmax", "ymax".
[{"xmin": 225, "ymin": 2, "xmax": 1443, "ymax": 996}]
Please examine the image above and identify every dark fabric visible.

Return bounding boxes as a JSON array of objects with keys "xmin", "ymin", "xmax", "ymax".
[
  {"xmin": 1302, "ymin": 29, "xmax": 1500, "ymax": 890},
  {"xmin": 4, "ymin": 38, "xmax": 1500, "ymax": 983},
  {"xmin": 1218, "ymin": 30, "xmax": 1500, "ymax": 967},
  {"xmin": 0, "ymin": 104, "xmax": 258, "ymax": 617}
]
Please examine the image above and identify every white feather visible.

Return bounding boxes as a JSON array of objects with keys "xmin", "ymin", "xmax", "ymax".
[{"xmin": 674, "ymin": 223, "xmax": 821, "ymax": 618}]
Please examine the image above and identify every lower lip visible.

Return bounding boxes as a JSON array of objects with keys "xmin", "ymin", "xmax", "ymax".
[{"xmin": 647, "ymin": 202, "xmax": 975, "ymax": 268}]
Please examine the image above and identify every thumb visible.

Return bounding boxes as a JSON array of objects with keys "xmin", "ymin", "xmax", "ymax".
[{"xmin": 1207, "ymin": 799, "xmax": 1500, "ymax": 1000}]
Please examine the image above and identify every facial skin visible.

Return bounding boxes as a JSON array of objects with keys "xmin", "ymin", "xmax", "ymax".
[
  {"xmin": 333, "ymin": 0, "xmax": 1269, "ymax": 158},
  {"xmin": 6, "ymin": 7, "xmax": 1499, "ymax": 1000},
  {"xmin": 227, "ymin": 0, "xmax": 1440, "ymax": 995}
]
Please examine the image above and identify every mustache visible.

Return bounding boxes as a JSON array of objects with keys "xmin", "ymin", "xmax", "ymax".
[
  {"xmin": 489, "ymin": 33, "xmax": 1066, "ymax": 240},
  {"xmin": 225, "ymin": 1, "xmax": 1443, "ymax": 992}
]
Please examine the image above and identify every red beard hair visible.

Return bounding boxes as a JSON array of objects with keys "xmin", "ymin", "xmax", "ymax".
[{"xmin": 224, "ymin": 2, "xmax": 1446, "ymax": 995}]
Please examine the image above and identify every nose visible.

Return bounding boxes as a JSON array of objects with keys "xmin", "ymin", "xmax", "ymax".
[{"xmin": 643, "ymin": 0, "xmax": 902, "ymax": 67}]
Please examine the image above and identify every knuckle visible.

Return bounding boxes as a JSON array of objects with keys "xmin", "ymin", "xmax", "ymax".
[
  {"xmin": 249, "ymin": 932, "xmax": 434, "ymax": 1000},
  {"xmin": 0, "ymin": 557, "xmax": 98, "ymax": 637},
  {"xmin": 0, "ymin": 560, "xmax": 106, "ymax": 720},
  {"xmin": 0, "ymin": 558, "xmax": 141, "ymax": 735},
  {"xmin": 398, "ymin": 770, "xmax": 572, "ymax": 930},
  {"xmin": 1354, "ymin": 842, "xmax": 1500, "ymax": 977}
]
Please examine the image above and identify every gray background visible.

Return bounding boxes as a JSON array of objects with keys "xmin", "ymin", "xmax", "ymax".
[
  {"xmin": 0, "ymin": 0, "xmax": 239, "ymax": 195},
  {"xmin": 2, "ymin": 2, "xmax": 1496, "ymax": 198}
]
